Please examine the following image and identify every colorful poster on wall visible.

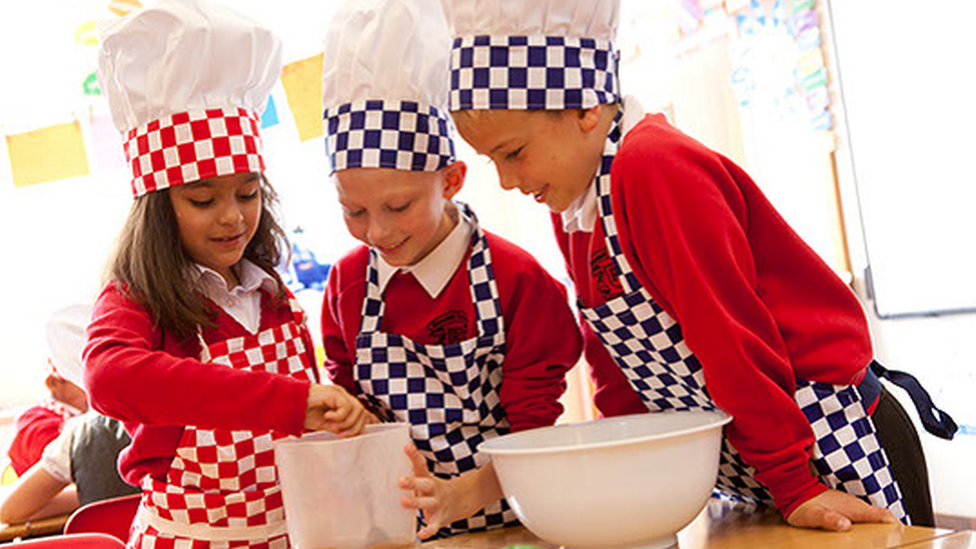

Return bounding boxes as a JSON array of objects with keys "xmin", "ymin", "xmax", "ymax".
[
  {"xmin": 6, "ymin": 121, "xmax": 90, "ymax": 187},
  {"xmin": 280, "ymin": 52, "xmax": 324, "ymax": 142}
]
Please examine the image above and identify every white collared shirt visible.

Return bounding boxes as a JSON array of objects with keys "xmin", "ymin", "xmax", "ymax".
[
  {"xmin": 375, "ymin": 210, "xmax": 474, "ymax": 299},
  {"xmin": 561, "ymin": 95, "xmax": 646, "ymax": 233},
  {"xmin": 190, "ymin": 260, "xmax": 279, "ymax": 333}
]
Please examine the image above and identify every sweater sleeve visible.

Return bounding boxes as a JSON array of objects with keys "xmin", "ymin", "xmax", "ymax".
[
  {"xmin": 494, "ymin": 243, "xmax": 582, "ymax": 432},
  {"xmin": 613, "ymin": 125, "xmax": 826, "ymax": 516},
  {"xmin": 84, "ymin": 284, "xmax": 310, "ymax": 436},
  {"xmin": 320, "ymin": 262, "xmax": 357, "ymax": 394}
]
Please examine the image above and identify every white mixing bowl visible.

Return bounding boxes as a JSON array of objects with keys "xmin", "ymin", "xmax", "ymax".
[{"xmin": 481, "ymin": 409, "xmax": 731, "ymax": 549}]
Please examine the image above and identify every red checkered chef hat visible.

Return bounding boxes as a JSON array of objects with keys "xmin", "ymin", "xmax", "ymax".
[{"xmin": 97, "ymin": 0, "xmax": 281, "ymax": 198}]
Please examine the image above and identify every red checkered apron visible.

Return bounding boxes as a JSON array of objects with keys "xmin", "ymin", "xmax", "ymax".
[{"xmin": 129, "ymin": 298, "xmax": 316, "ymax": 549}]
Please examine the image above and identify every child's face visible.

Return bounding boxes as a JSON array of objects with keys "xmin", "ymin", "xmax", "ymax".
[
  {"xmin": 169, "ymin": 172, "xmax": 262, "ymax": 285},
  {"xmin": 453, "ymin": 108, "xmax": 606, "ymax": 213},
  {"xmin": 334, "ymin": 164, "xmax": 463, "ymax": 267}
]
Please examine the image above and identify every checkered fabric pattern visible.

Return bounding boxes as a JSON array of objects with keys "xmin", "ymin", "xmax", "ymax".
[
  {"xmin": 124, "ymin": 107, "xmax": 264, "ymax": 198},
  {"xmin": 581, "ymin": 112, "xmax": 710, "ymax": 412},
  {"xmin": 204, "ymin": 323, "xmax": 308, "ymax": 377},
  {"xmin": 133, "ymin": 297, "xmax": 316, "ymax": 544},
  {"xmin": 324, "ymin": 100, "xmax": 456, "ymax": 173},
  {"xmin": 449, "ymin": 35, "xmax": 619, "ymax": 111},
  {"xmin": 145, "ymin": 473, "xmax": 285, "ymax": 527},
  {"xmin": 714, "ymin": 438, "xmax": 775, "ymax": 506},
  {"xmin": 797, "ymin": 379, "xmax": 908, "ymax": 522},
  {"xmin": 353, "ymin": 210, "xmax": 518, "ymax": 536},
  {"xmin": 578, "ymin": 109, "xmax": 909, "ymax": 522}
]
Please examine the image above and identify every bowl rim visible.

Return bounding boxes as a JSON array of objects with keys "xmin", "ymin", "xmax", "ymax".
[{"xmin": 481, "ymin": 409, "xmax": 732, "ymax": 456}]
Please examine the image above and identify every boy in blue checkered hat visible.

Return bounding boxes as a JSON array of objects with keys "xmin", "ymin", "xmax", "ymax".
[
  {"xmin": 319, "ymin": 0, "xmax": 583, "ymax": 539},
  {"xmin": 442, "ymin": 0, "xmax": 953, "ymax": 532}
]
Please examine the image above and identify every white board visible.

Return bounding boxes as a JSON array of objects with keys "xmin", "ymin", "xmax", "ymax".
[{"xmin": 828, "ymin": 0, "xmax": 976, "ymax": 317}]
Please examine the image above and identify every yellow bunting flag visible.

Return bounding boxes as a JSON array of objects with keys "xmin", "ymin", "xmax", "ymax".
[
  {"xmin": 75, "ymin": 21, "xmax": 98, "ymax": 45},
  {"xmin": 108, "ymin": 0, "xmax": 142, "ymax": 17},
  {"xmin": 6, "ymin": 121, "xmax": 90, "ymax": 188},
  {"xmin": 280, "ymin": 52, "xmax": 324, "ymax": 142}
]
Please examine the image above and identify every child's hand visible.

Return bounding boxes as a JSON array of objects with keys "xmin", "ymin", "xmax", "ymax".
[
  {"xmin": 398, "ymin": 444, "xmax": 503, "ymax": 540},
  {"xmin": 304, "ymin": 383, "xmax": 373, "ymax": 436},
  {"xmin": 786, "ymin": 489, "xmax": 900, "ymax": 531}
]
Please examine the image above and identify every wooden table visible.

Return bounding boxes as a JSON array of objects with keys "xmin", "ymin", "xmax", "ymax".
[
  {"xmin": 420, "ymin": 501, "xmax": 967, "ymax": 549},
  {"xmin": 900, "ymin": 531, "xmax": 976, "ymax": 549},
  {"xmin": 0, "ymin": 514, "xmax": 69, "ymax": 543}
]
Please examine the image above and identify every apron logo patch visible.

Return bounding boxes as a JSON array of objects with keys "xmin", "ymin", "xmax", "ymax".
[
  {"xmin": 426, "ymin": 310, "xmax": 469, "ymax": 344},
  {"xmin": 591, "ymin": 247, "xmax": 624, "ymax": 300}
]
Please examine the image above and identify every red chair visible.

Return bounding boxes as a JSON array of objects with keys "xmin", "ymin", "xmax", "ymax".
[
  {"xmin": 10, "ymin": 533, "xmax": 126, "ymax": 549},
  {"xmin": 63, "ymin": 494, "xmax": 140, "ymax": 543}
]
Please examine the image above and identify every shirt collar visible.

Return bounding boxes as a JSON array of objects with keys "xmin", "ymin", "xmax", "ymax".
[
  {"xmin": 190, "ymin": 259, "xmax": 278, "ymax": 300},
  {"xmin": 561, "ymin": 182, "xmax": 599, "ymax": 233},
  {"xmin": 375, "ymin": 210, "xmax": 473, "ymax": 299},
  {"xmin": 561, "ymin": 95, "xmax": 646, "ymax": 234}
]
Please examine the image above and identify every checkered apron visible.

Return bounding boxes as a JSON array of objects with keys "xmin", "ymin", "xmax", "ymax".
[
  {"xmin": 129, "ymin": 297, "xmax": 317, "ymax": 549},
  {"xmin": 354, "ymin": 211, "xmax": 520, "ymax": 538},
  {"xmin": 578, "ymin": 112, "xmax": 908, "ymax": 522}
]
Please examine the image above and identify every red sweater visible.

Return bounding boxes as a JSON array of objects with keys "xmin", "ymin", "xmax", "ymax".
[
  {"xmin": 321, "ymin": 231, "xmax": 581, "ymax": 432},
  {"xmin": 553, "ymin": 114, "xmax": 874, "ymax": 517},
  {"xmin": 84, "ymin": 283, "xmax": 314, "ymax": 485}
]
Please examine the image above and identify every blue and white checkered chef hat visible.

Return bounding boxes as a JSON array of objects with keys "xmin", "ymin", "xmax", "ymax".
[
  {"xmin": 323, "ymin": 0, "xmax": 456, "ymax": 173},
  {"xmin": 441, "ymin": 0, "xmax": 620, "ymax": 111}
]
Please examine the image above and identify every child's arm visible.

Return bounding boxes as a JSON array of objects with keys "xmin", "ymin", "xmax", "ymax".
[
  {"xmin": 319, "ymin": 265, "xmax": 358, "ymax": 394},
  {"xmin": 86, "ymin": 284, "xmax": 311, "ymax": 436},
  {"xmin": 397, "ymin": 444, "xmax": 502, "ymax": 540},
  {"xmin": 787, "ymin": 489, "xmax": 898, "ymax": 531},
  {"xmin": 0, "ymin": 465, "xmax": 76, "ymax": 525},
  {"xmin": 493, "ymin": 243, "xmax": 582, "ymax": 431}
]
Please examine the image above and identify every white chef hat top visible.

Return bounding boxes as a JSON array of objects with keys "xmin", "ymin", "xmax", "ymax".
[
  {"xmin": 44, "ymin": 304, "xmax": 93, "ymax": 389},
  {"xmin": 97, "ymin": 0, "xmax": 282, "ymax": 197},
  {"xmin": 440, "ymin": 0, "xmax": 621, "ymax": 111},
  {"xmin": 322, "ymin": 0, "xmax": 455, "ymax": 173}
]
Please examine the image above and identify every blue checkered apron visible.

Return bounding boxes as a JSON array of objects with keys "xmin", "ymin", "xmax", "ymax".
[
  {"xmin": 353, "ymin": 209, "xmax": 519, "ymax": 538},
  {"xmin": 578, "ymin": 112, "xmax": 909, "ymax": 522}
]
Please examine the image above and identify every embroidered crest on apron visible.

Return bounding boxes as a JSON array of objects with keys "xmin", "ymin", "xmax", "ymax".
[
  {"xmin": 577, "ymin": 112, "xmax": 909, "ymax": 523},
  {"xmin": 130, "ymin": 296, "xmax": 316, "ymax": 549},
  {"xmin": 355, "ymin": 205, "xmax": 519, "ymax": 538}
]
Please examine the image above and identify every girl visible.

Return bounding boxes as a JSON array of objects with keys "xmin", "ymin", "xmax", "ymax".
[
  {"xmin": 84, "ymin": 1, "xmax": 369, "ymax": 547},
  {"xmin": 319, "ymin": 0, "xmax": 583, "ymax": 540},
  {"xmin": 441, "ymin": 0, "xmax": 955, "ymax": 532}
]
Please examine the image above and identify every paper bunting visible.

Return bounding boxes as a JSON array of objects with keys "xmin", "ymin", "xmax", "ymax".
[
  {"xmin": 6, "ymin": 121, "xmax": 90, "ymax": 187},
  {"xmin": 83, "ymin": 72, "xmax": 101, "ymax": 96},
  {"xmin": 262, "ymin": 95, "xmax": 280, "ymax": 129},
  {"xmin": 108, "ymin": 0, "xmax": 142, "ymax": 17},
  {"xmin": 280, "ymin": 53, "xmax": 324, "ymax": 142},
  {"xmin": 75, "ymin": 21, "xmax": 98, "ymax": 45}
]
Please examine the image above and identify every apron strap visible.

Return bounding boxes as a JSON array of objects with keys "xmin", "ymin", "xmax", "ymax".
[
  {"xmin": 870, "ymin": 361, "xmax": 958, "ymax": 440},
  {"xmin": 136, "ymin": 503, "xmax": 288, "ymax": 542}
]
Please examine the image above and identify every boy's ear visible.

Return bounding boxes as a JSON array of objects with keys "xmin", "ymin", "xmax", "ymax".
[
  {"xmin": 577, "ymin": 105, "xmax": 602, "ymax": 133},
  {"xmin": 442, "ymin": 161, "xmax": 467, "ymax": 199}
]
